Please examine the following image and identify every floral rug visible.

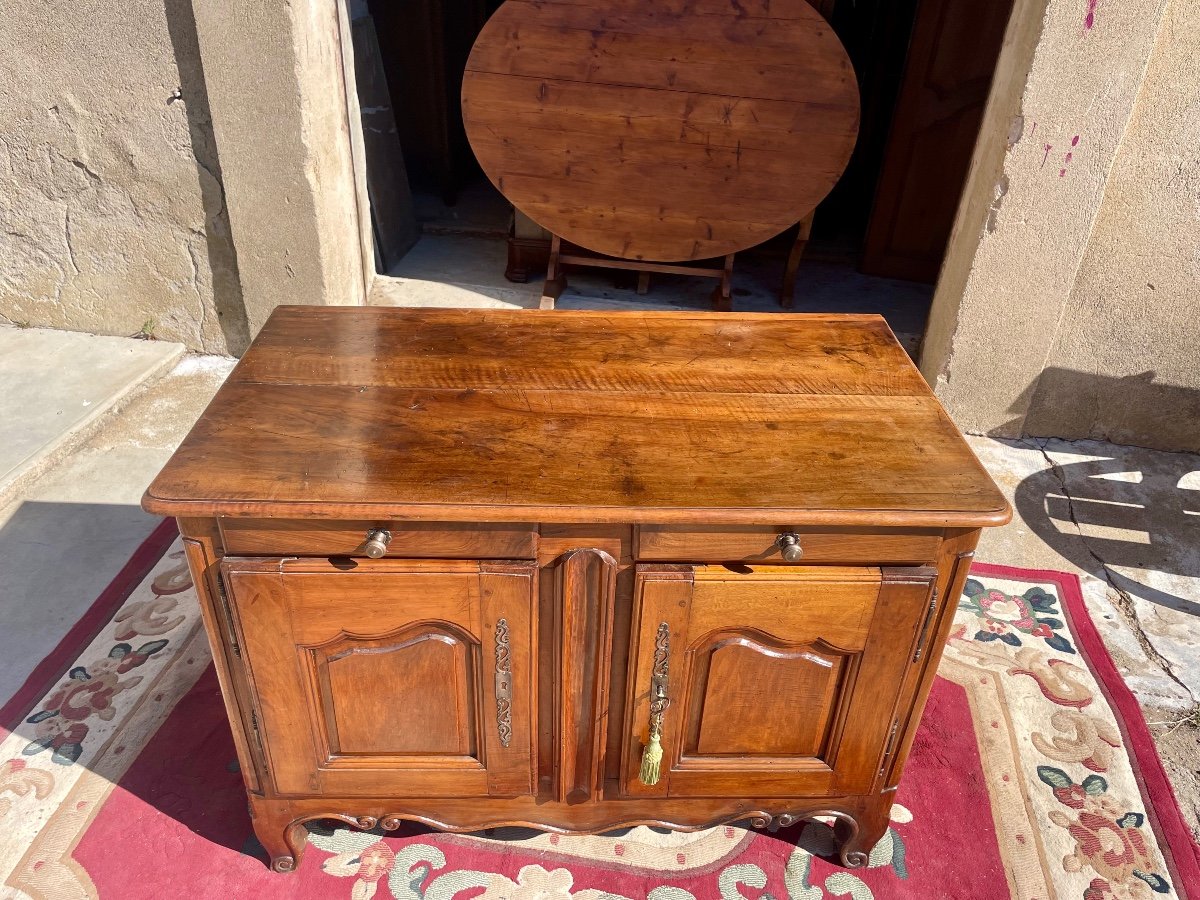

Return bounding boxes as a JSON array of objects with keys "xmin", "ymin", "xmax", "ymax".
[{"xmin": 1, "ymin": 523, "xmax": 1197, "ymax": 899}]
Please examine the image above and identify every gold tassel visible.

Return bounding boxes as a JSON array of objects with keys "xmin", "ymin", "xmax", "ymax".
[{"xmin": 639, "ymin": 733, "xmax": 663, "ymax": 786}]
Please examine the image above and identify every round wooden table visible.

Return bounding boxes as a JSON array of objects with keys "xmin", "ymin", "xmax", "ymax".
[{"xmin": 462, "ymin": 0, "xmax": 860, "ymax": 265}]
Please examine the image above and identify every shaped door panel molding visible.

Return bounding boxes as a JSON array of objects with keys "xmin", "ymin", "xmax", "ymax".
[
  {"xmin": 623, "ymin": 565, "xmax": 936, "ymax": 799},
  {"xmin": 221, "ymin": 557, "xmax": 536, "ymax": 799},
  {"xmin": 312, "ymin": 621, "xmax": 481, "ymax": 760},
  {"xmin": 682, "ymin": 630, "xmax": 853, "ymax": 759}
]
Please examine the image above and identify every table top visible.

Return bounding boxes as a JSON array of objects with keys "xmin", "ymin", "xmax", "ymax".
[
  {"xmin": 144, "ymin": 308, "xmax": 1009, "ymax": 527},
  {"xmin": 461, "ymin": 0, "xmax": 860, "ymax": 262}
]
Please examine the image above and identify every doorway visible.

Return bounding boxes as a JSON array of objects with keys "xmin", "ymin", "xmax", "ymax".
[{"xmin": 352, "ymin": 0, "xmax": 1015, "ymax": 354}]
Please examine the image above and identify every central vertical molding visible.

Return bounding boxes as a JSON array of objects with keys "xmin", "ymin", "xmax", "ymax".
[{"xmin": 553, "ymin": 548, "xmax": 618, "ymax": 803}]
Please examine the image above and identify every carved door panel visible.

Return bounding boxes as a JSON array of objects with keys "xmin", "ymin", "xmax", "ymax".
[
  {"xmin": 622, "ymin": 565, "xmax": 936, "ymax": 798},
  {"xmin": 221, "ymin": 557, "xmax": 535, "ymax": 798}
]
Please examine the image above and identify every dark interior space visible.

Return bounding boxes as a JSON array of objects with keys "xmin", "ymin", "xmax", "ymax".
[
  {"xmin": 359, "ymin": 0, "xmax": 1014, "ymax": 296},
  {"xmin": 366, "ymin": 0, "xmax": 505, "ymax": 205}
]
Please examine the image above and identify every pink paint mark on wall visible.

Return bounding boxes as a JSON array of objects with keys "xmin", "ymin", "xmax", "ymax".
[
  {"xmin": 1085, "ymin": 0, "xmax": 1098, "ymax": 31},
  {"xmin": 1059, "ymin": 135, "xmax": 1081, "ymax": 177},
  {"xmin": 1042, "ymin": 143, "xmax": 1053, "ymax": 168}
]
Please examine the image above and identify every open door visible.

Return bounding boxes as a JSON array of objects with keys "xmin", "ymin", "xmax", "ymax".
[{"xmin": 860, "ymin": 0, "xmax": 1014, "ymax": 282}]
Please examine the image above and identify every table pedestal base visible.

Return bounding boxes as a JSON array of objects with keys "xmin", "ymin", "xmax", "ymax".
[{"xmin": 540, "ymin": 235, "xmax": 734, "ymax": 311}]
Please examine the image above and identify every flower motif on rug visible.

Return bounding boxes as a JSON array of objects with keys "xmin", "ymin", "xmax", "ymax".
[
  {"xmin": 1032, "ymin": 709, "xmax": 1123, "ymax": 773},
  {"xmin": 1007, "ymin": 648, "xmax": 1095, "ymax": 708},
  {"xmin": 945, "ymin": 574, "xmax": 1181, "ymax": 900},
  {"xmin": 1037, "ymin": 766, "xmax": 1171, "ymax": 897},
  {"xmin": 785, "ymin": 806, "xmax": 912, "ymax": 899},
  {"xmin": 321, "ymin": 837, "xmax": 397, "ymax": 900},
  {"xmin": 16, "ymin": 557, "xmax": 191, "ymax": 766},
  {"xmin": 21, "ymin": 639, "xmax": 169, "ymax": 765},
  {"xmin": 477, "ymin": 864, "xmax": 576, "ymax": 900},
  {"xmin": 0, "ymin": 538, "xmax": 209, "ymax": 897},
  {"xmin": 112, "ymin": 597, "xmax": 186, "ymax": 641},
  {"xmin": 959, "ymin": 579, "xmax": 1076, "ymax": 654}
]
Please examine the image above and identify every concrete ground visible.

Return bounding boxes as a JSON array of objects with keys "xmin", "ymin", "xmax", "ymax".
[
  {"xmin": 0, "ymin": 328, "xmax": 183, "ymax": 502},
  {"xmin": 0, "ymin": 341, "xmax": 234, "ymax": 698},
  {"xmin": 375, "ymin": 233, "xmax": 933, "ymax": 354},
  {"xmin": 1, "ymin": 322, "xmax": 1196, "ymax": 838}
]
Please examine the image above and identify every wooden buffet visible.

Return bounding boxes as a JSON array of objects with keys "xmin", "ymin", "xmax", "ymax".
[{"xmin": 143, "ymin": 307, "xmax": 1009, "ymax": 872}]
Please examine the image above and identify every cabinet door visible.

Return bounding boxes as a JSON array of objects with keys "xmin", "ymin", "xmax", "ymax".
[
  {"xmin": 221, "ymin": 557, "xmax": 536, "ymax": 798},
  {"xmin": 622, "ymin": 565, "xmax": 936, "ymax": 798}
]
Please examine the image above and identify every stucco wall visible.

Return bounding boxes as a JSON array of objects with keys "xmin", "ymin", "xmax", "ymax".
[
  {"xmin": 191, "ymin": 0, "xmax": 368, "ymax": 337},
  {"xmin": 0, "ymin": 0, "xmax": 248, "ymax": 354},
  {"xmin": 923, "ymin": 0, "xmax": 1199, "ymax": 453},
  {"xmin": 1022, "ymin": 0, "xmax": 1200, "ymax": 452}
]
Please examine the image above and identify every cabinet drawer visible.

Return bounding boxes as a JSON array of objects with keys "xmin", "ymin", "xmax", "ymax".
[
  {"xmin": 219, "ymin": 519, "xmax": 537, "ymax": 559},
  {"xmin": 636, "ymin": 525, "xmax": 940, "ymax": 564}
]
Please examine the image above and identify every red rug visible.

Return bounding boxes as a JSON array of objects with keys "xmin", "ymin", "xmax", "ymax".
[{"xmin": 1, "ymin": 524, "xmax": 1197, "ymax": 899}]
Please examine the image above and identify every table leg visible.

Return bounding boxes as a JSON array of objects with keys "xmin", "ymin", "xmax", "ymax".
[
  {"xmin": 541, "ymin": 235, "xmax": 566, "ymax": 309},
  {"xmin": 781, "ymin": 213, "xmax": 814, "ymax": 309},
  {"xmin": 711, "ymin": 254, "xmax": 735, "ymax": 311}
]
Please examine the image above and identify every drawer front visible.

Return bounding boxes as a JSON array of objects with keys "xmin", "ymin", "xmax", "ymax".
[
  {"xmin": 636, "ymin": 525, "xmax": 940, "ymax": 565},
  {"xmin": 622, "ymin": 564, "xmax": 938, "ymax": 800},
  {"xmin": 219, "ymin": 519, "xmax": 537, "ymax": 559}
]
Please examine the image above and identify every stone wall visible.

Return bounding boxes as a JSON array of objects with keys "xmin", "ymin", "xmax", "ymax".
[
  {"xmin": 0, "ymin": 0, "xmax": 248, "ymax": 354},
  {"xmin": 191, "ymin": 0, "xmax": 368, "ymax": 337},
  {"xmin": 922, "ymin": 0, "xmax": 1199, "ymax": 453}
]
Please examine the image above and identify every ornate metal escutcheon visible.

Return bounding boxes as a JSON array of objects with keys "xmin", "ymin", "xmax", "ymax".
[
  {"xmin": 638, "ymin": 622, "xmax": 672, "ymax": 785},
  {"xmin": 494, "ymin": 618, "xmax": 513, "ymax": 747}
]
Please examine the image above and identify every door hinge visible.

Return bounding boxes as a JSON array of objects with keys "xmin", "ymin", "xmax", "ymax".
[
  {"xmin": 912, "ymin": 587, "xmax": 939, "ymax": 663},
  {"xmin": 879, "ymin": 717, "xmax": 900, "ymax": 778},
  {"xmin": 214, "ymin": 575, "xmax": 241, "ymax": 658},
  {"xmin": 249, "ymin": 708, "xmax": 268, "ymax": 765}
]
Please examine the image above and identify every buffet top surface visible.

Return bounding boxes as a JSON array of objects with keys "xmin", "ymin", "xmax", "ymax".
[{"xmin": 144, "ymin": 307, "xmax": 1009, "ymax": 527}]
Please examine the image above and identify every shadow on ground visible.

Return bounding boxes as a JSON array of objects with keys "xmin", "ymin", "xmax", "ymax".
[{"xmin": 1014, "ymin": 446, "xmax": 1200, "ymax": 617}]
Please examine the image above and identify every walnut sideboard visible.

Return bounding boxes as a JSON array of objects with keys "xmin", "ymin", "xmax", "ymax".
[{"xmin": 143, "ymin": 307, "xmax": 1010, "ymax": 872}]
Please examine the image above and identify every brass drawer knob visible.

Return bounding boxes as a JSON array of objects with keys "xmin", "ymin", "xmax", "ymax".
[
  {"xmin": 363, "ymin": 529, "xmax": 393, "ymax": 558},
  {"xmin": 777, "ymin": 532, "xmax": 803, "ymax": 562}
]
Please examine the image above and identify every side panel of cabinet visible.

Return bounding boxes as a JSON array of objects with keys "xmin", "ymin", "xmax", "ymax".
[
  {"xmin": 622, "ymin": 565, "xmax": 935, "ymax": 799},
  {"xmin": 221, "ymin": 557, "xmax": 536, "ymax": 799}
]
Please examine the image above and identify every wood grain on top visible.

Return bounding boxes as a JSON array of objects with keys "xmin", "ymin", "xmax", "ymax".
[
  {"xmin": 461, "ymin": 0, "xmax": 860, "ymax": 262},
  {"xmin": 144, "ymin": 307, "xmax": 1009, "ymax": 526},
  {"xmin": 229, "ymin": 307, "xmax": 926, "ymax": 395}
]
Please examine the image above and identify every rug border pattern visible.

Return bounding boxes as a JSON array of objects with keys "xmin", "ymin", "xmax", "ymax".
[{"xmin": 971, "ymin": 562, "xmax": 1200, "ymax": 898}]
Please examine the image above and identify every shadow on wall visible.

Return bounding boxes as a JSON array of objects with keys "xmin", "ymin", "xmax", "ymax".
[
  {"xmin": 1012, "ymin": 439, "xmax": 1200, "ymax": 618},
  {"xmin": 162, "ymin": 0, "xmax": 252, "ymax": 356},
  {"xmin": 994, "ymin": 368, "xmax": 1200, "ymax": 455}
]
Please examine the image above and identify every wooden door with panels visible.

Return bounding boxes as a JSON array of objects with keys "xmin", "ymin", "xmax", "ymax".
[
  {"xmin": 622, "ymin": 565, "xmax": 938, "ymax": 799},
  {"xmin": 220, "ymin": 557, "xmax": 536, "ymax": 799}
]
